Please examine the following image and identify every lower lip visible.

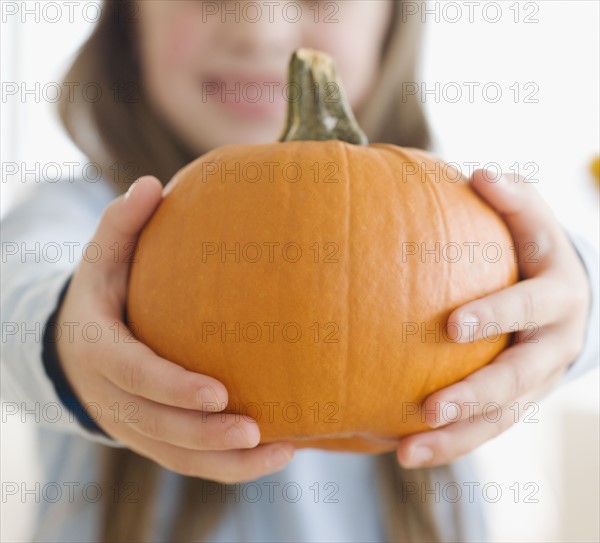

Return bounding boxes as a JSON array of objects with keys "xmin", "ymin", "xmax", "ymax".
[{"xmin": 203, "ymin": 78, "xmax": 286, "ymax": 119}]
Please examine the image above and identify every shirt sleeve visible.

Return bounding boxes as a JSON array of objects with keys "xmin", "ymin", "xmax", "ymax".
[
  {"xmin": 559, "ymin": 230, "xmax": 600, "ymax": 384},
  {"xmin": 1, "ymin": 178, "xmax": 123, "ymax": 447}
]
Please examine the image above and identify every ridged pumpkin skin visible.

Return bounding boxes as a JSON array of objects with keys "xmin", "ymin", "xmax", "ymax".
[{"xmin": 127, "ymin": 141, "xmax": 518, "ymax": 453}]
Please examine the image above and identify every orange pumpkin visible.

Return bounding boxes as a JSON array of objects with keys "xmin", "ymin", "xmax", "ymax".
[{"xmin": 127, "ymin": 49, "xmax": 518, "ymax": 453}]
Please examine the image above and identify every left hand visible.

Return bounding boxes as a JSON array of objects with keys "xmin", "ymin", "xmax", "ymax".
[{"xmin": 396, "ymin": 169, "xmax": 591, "ymax": 468}]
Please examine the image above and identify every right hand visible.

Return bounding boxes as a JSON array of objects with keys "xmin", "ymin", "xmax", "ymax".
[{"xmin": 55, "ymin": 176, "xmax": 295, "ymax": 483}]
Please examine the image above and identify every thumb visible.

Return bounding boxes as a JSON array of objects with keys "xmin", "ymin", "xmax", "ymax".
[
  {"xmin": 79, "ymin": 176, "xmax": 163, "ymax": 292},
  {"xmin": 470, "ymin": 169, "xmax": 559, "ymax": 276}
]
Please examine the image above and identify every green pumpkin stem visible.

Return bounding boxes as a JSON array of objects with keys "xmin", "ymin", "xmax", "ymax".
[{"xmin": 278, "ymin": 48, "xmax": 368, "ymax": 145}]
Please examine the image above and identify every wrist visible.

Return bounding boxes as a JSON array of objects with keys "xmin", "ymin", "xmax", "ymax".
[{"xmin": 42, "ymin": 276, "xmax": 109, "ymax": 436}]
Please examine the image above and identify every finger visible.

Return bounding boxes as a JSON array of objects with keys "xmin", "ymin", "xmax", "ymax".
[
  {"xmin": 447, "ymin": 275, "xmax": 568, "ymax": 342},
  {"xmin": 398, "ymin": 382, "xmax": 550, "ymax": 468},
  {"xmin": 94, "ymin": 321, "xmax": 228, "ymax": 411},
  {"xmin": 423, "ymin": 328, "xmax": 561, "ymax": 428},
  {"xmin": 108, "ymin": 422, "xmax": 295, "ymax": 484},
  {"xmin": 179, "ymin": 442, "xmax": 295, "ymax": 484},
  {"xmin": 78, "ymin": 176, "xmax": 163, "ymax": 306},
  {"xmin": 470, "ymin": 170, "xmax": 563, "ymax": 277},
  {"xmin": 397, "ymin": 407, "xmax": 514, "ymax": 468},
  {"xmin": 105, "ymin": 383, "xmax": 260, "ymax": 451},
  {"xmin": 97, "ymin": 320, "xmax": 228, "ymax": 411}
]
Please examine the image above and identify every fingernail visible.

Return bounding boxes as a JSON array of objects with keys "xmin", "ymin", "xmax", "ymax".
[
  {"xmin": 408, "ymin": 446, "xmax": 433, "ymax": 467},
  {"xmin": 459, "ymin": 313, "xmax": 479, "ymax": 342},
  {"xmin": 430, "ymin": 401, "xmax": 460, "ymax": 428},
  {"xmin": 125, "ymin": 180, "xmax": 138, "ymax": 199},
  {"xmin": 197, "ymin": 386, "xmax": 220, "ymax": 410},
  {"xmin": 498, "ymin": 173, "xmax": 518, "ymax": 192},
  {"xmin": 268, "ymin": 446, "xmax": 293, "ymax": 469},
  {"xmin": 482, "ymin": 169, "xmax": 498, "ymax": 183},
  {"xmin": 226, "ymin": 426, "xmax": 251, "ymax": 447}
]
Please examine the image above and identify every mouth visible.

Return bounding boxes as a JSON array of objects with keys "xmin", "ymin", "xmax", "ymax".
[{"xmin": 201, "ymin": 73, "xmax": 287, "ymax": 119}]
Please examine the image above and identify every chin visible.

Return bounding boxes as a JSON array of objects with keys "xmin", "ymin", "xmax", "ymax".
[{"xmin": 208, "ymin": 126, "xmax": 282, "ymax": 148}]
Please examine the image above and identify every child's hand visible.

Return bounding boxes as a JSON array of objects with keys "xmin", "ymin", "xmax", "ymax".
[
  {"xmin": 55, "ymin": 176, "xmax": 294, "ymax": 483},
  {"xmin": 397, "ymin": 169, "xmax": 591, "ymax": 468}
]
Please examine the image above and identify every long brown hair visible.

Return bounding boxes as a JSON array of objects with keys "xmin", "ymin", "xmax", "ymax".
[{"xmin": 59, "ymin": 1, "xmax": 437, "ymax": 541}]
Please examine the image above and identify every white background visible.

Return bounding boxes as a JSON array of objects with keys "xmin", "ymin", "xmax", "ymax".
[{"xmin": 1, "ymin": 1, "xmax": 599, "ymax": 541}]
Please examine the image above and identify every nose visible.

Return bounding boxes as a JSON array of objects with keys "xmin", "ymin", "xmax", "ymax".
[{"xmin": 218, "ymin": 0, "xmax": 302, "ymax": 63}]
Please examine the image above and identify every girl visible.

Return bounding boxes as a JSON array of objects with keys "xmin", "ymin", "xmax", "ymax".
[{"xmin": 3, "ymin": 1, "xmax": 597, "ymax": 541}]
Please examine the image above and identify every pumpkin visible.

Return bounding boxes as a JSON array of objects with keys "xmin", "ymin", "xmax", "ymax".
[{"xmin": 127, "ymin": 48, "xmax": 518, "ymax": 453}]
